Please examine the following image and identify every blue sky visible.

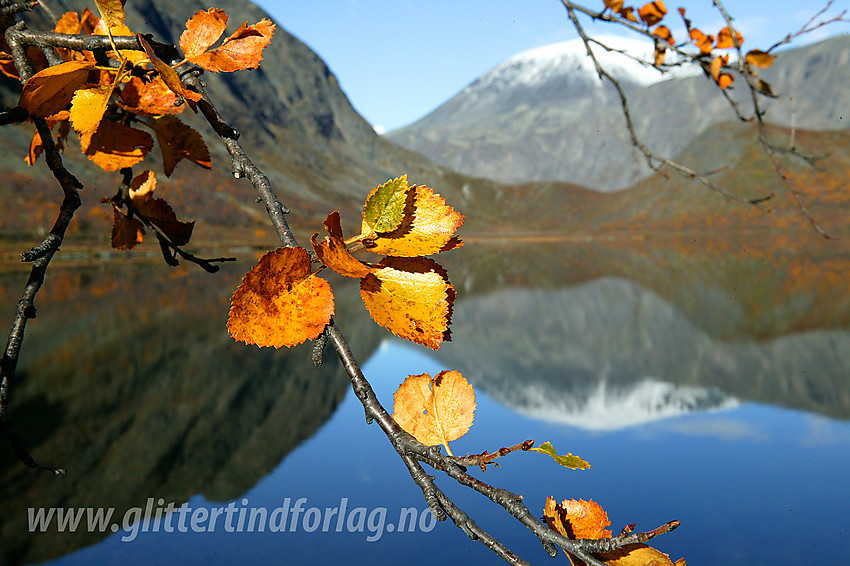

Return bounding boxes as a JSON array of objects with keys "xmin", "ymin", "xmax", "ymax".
[{"xmin": 253, "ymin": 1, "xmax": 846, "ymax": 132}]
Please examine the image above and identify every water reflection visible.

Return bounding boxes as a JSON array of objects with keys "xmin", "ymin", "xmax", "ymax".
[
  {"xmin": 1, "ymin": 233, "xmax": 849, "ymax": 565},
  {"xmin": 0, "ymin": 260, "xmax": 382, "ymax": 565}
]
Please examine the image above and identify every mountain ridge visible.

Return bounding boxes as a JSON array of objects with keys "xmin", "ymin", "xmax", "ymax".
[{"xmin": 386, "ymin": 34, "xmax": 850, "ymax": 191}]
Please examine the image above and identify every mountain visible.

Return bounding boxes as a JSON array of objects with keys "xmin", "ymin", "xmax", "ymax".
[
  {"xmin": 0, "ymin": 0, "xmax": 524, "ymax": 244},
  {"xmin": 386, "ymin": 34, "xmax": 850, "ymax": 191}
]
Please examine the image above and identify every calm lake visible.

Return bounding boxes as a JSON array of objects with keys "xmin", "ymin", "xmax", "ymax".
[{"xmin": 1, "ymin": 235, "xmax": 849, "ymax": 565}]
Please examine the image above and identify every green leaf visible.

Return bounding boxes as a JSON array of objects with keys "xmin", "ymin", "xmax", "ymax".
[
  {"xmin": 361, "ymin": 175, "xmax": 411, "ymax": 235},
  {"xmin": 530, "ymin": 441, "xmax": 590, "ymax": 470}
]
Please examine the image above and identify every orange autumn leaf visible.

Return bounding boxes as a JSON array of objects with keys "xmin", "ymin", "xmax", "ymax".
[
  {"xmin": 638, "ymin": 1, "xmax": 667, "ymax": 26},
  {"xmin": 80, "ymin": 119, "xmax": 153, "ymax": 171},
  {"xmin": 619, "ymin": 6, "xmax": 639, "ymax": 22},
  {"xmin": 118, "ymin": 76, "xmax": 184, "ymax": 116},
  {"xmin": 110, "ymin": 207, "xmax": 144, "ymax": 250},
  {"xmin": 690, "ymin": 28, "xmax": 714, "ymax": 54},
  {"xmin": 392, "ymin": 370, "xmax": 476, "ymax": 456},
  {"xmin": 360, "ymin": 256, "xmax": 454, "ymax": 350},
  {"xmin": 717, "ymin": 73, "xmax": 734, "ymax": 89},
  {"xmin": 653, "ymin": 25, "xmax": 674, "ymax": 45},
  {"xmin": 228, "ymin": 247, "xmax": 334, "ymax": 348},
  {"xmin": 544, "ymin": 497, "xmax": 612, "ymax": 541},
  {"xmin": 745, "ymin": 49, "xmax": 774, "ymax": 69},
  {"xmin": 150, "ymin": 115, "xmax": 211, "ymax": 176},
  {"xmin": 311, "ymin": 211, "xmax": 373, "ymax": 278},
  {"xmin": 18, "ymin": 60, "xmax": 96, "ymax": 117},
  {"xmin": 603, "ymin": 0, "xmax": 624, "ymax": 12},
  {"xmin": 136, "ymin": 34, "xmax": 202, "ymax": 105},
  {"xmin": 187, "ymin": 19, "xmax": 275, "ymax": 73},
  {"xmin": 362, "ymin": 184, "xmax": 465, "ymax": 257},
  {"xmin": 599, "ymin": 544, "xmax": 686, "ymax": 566},
  {"xmin": 716, "ymin": 26, "xmax": 743, "ymax": 49},
  {"xmin": 179, "ymin": 8, "xmax": 229, "ymax": 59},
  {"xmin": 69, "ymin": 84, "xmax": 112, "ymax": 136}
]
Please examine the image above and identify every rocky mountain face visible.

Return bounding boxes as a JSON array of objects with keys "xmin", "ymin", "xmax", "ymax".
[
  {"xmin": 0, "ymin": 0, "xmax": 516, "ymax": 239},
  {"xmin": 386, "ymin": 34, "xmax": 850, "ymax": 191}
]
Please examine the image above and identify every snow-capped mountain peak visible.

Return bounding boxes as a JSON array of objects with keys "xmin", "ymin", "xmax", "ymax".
[{"xmin": 475, "ymin": 36, "xmax": 675, "ymax": 92}]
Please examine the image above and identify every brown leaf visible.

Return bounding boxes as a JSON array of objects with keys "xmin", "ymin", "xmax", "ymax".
[
  {"xmin": 18, "ymin": 60, "xmax": 96, "ymax": 117},
  {"xmin": 227, "ymin": 247, "xmax": 334, "ymax": 348},
  {"xmin": 127, "ymin": 169, "xmax": 194, "ymax": 245},
  {"xmin": 360, "ymin": 256, "xmax": 454, "ymax": 349},
  {"xmin": 392, "ymin": 370, "xmax": 476, "ymax": 456},
  {"xmin": 110, "ymin": 207, "xmax": 144, "ymax": 249},
  {"xmin": 151, "ymin": 115, "xmax": 211, "ymax": 176},
  {"xmin": 310, "ymin": 211, "xmax": 373, "ymax": 278},
  {"xmin": 188, "ymin": 19, "xmax": 275, "ymax": 73},
  {"xmin": 179, "ymin": 8, "xmax": 228, "ymax": 59},
  {"xmin": 745, "ymin": 49, "xmax": 774, "ymax": 69},
  {"xmin": 80, "ymin": 119, "xmax": 153, "ymax": 171}
]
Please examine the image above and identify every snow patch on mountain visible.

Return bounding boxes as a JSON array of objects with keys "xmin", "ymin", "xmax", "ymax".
[
  {"xmin": 512, "ymin": 378, "xmax": 740, "ymax": 431},
  {"xmin": 473, "ymin": 36, "xmax": 696, "ymax": 93}
]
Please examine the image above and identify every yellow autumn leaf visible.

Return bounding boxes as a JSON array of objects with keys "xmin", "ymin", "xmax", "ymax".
[
  {"xmin": 362, "ymin": 184, "xmax": 465, "ymax": 257},
  {"xmin": 359, "ymin": 256, "xmax": 454, "ymax": 350},
  {"xmin": 393, "ymin": 370, "xmax": 476, "ymax": 456},
  {"xmin": 94, "ymin": 0, "xmax": 126, "ymax": 30},
  {"xmin": 227, "ymin": 247, "xmax": 334, "ymax": 348},
  {"xmin": 70, "ymin": 84, "xmax": 112, "ymax": 136}
]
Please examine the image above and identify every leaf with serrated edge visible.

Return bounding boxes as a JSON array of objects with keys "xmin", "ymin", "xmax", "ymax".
[
  {"xmin": 180, "ymin": 8, "xmax": 228, "ymax": 59},
  {"xmin": 151, "ymin": 115, "xmax": 211, "ymax": 176},
  {"xmin": 311, "ymin": 211, "xmax": 373, "ymax": 278},
  {"xmin": 364, "ymin": 184, "xmax": 465, "ymax": 257},
  {"xmin": 19, "ymin": 60, "xmax": 96, "ymax": 117},
  {"xmin": 361, "ymin": 175, "xmax": 411, "ymax": 235},
  {"xmin": 188, "ymin": 19, "xmax": 275, "ymax": 73},
  {"xmin": 599, "ymin": 544, "xmax": 684, "ymax": 566},
  {"xmin": 228, "ymin": 247, "xmax": 334, "ymax": 348},
  {"xmin": 80, "ymin": 119, "xmax": 153, "ymax": 171},
  {"xmin": 110, "ymin": 207, "xmax": 144, "ymax": 249},
  {"xmin": 360, "ymin": 256, "xmax": 453, "ymax": 349},
  {"xmin": 544, "ymin": 497, "xmax": 611, "ymax": 540},
  {"xmin": 70, "ymin": 84, "xmax": 112, "ymax": 136},
  {"xmin": 94, "ymin": 0, "xmax": 126, "ymax": 30},
  {"xmin": 530, "ymin": 441, "xmax": 590, "ymax": 470},
  {"xmin": 393, "ymin": 370, "xmax": 476, "ymax": 456},
  {"xmin": 137, "ymin": 34, "xmax": 202, "ymax": 105}
]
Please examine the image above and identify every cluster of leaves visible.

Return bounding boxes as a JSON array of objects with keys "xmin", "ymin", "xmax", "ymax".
[
  {"xmin": 228, "ymin": 175, "xmax": 464, "ymax": 350},
  {"xmin": 602, "ymin": 0, "xmax": 775, "ymax": 91},
  {"xmin": 545, "ymin": 498, "xmax": 686, "ymax": 565},
  {"xmin": 4, "ymin": 0, "xmax": 274, "ymax": 249}
]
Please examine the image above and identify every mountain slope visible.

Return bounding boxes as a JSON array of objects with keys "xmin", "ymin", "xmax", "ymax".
[
  {"xmin": 0, "ymin": 0, "xmax": 520, "ymax": 243},
  {"xmin": 387, "ymin": 34, "xmax": 850, "ymax": 191}
]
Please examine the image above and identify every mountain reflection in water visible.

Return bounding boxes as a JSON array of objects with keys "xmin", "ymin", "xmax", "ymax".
[{"xmin": 0, "ymin": 233, "xmax": 848, "ymax": 565}]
